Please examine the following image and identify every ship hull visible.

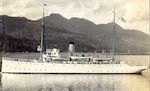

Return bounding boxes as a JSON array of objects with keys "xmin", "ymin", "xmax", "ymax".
[{"xmin": 1, "ymin": 58, "xmax": 148, "ymax": 74}]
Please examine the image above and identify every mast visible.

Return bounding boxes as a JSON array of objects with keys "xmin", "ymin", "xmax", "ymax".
[
  {"xmin": 112, "ymin": 4, "xmax": 116, "ymax": 61},
  {"xmin": 40, "ymin": 4, "xmax": 45, "ymax": 61}
]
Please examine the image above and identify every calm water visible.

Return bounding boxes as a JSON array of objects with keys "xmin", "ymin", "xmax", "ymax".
[{"xmin": 0, "ymin": 74, "xmax": 150, "ymax": 91}]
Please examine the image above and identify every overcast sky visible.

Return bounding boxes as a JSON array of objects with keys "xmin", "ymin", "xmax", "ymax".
[{"xmin": 0, "ymin": 0, "xmax": 149, "ymax": 34}]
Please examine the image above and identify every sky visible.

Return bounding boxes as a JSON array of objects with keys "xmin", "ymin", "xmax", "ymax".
[{"xmin": 0, "ymin": 0, "xmax": 149, "ymax": 34}]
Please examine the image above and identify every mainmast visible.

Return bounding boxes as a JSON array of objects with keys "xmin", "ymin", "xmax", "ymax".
[{"xmin": 112, "ymin": 5, "xmax": 116, "ymax": 61}]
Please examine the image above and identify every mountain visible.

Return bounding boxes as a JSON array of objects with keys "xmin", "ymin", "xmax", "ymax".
[{"xmin": 0, "ymin": 14, "xmax": 149, "ymax": 53}]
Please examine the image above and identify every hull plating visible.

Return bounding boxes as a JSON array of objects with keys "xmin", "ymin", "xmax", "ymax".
[{"xmin": 2, "ymin": 58, "xmax": 148, "ymax": 74}]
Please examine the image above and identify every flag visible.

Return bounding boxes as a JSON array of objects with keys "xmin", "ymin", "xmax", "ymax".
[
  {"xmin": 121, "ymin": 17, "xmax": 126, "ymax": 23},
  {"xmin": 44, "ymin": 3, "xmax": 47, "ymax": 6}
]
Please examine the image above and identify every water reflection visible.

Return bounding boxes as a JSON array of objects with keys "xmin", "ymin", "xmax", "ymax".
[{"xmin": 1, "ymin": 73, "xmax": 150, "ymax": 91}]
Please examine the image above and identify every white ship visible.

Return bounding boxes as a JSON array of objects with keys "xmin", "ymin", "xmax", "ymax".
[
  {"xmin": 1, "ymin": 48, "xmax": 148, "ymax": 73},
  {"xmin": 1, "ymin": 59, "xmax": 149, "ymax": 74},
  {"xmin": 1, "ymin": 4, "xmax": 149, "ymax": 74}
]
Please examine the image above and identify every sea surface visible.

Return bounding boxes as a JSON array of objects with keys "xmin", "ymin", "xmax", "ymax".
[
  {"xmin": 0, "ymin": 53, "xmax": 150, "ymax": 91},
  {"xmin": 0, "ymin": 74, "xmax": 150, "ymax": 91}
]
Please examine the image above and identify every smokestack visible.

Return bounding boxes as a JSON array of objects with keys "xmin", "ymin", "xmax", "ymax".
[{"xmin": 68, "ymin": 42, "xmax": 75, "ymax": 53}]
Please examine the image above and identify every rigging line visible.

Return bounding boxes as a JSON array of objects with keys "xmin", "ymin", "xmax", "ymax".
[{"xmin": 148, "ymin": 2, "xmax": 150, "ymax": 76}]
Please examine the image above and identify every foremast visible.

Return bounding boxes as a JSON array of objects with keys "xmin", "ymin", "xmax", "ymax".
[
  {"xmin": 112, "ymin": 4, "xmax": 116, "ymax": 61},
  {"xmin": 40, "ymin": 4, "xmax": 46, "ymax": 61}
]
